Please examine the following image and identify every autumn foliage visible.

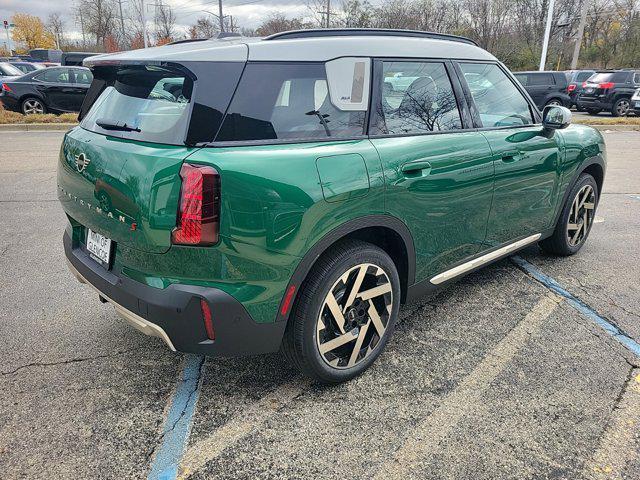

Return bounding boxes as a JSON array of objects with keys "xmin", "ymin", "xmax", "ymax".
[{"xmin": 11, "ymin": 13, "xmax": 56, "ymax": 51}]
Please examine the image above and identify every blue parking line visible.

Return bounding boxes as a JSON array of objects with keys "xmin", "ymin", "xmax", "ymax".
[
  {"xmin": 148, "ymin": 354, "xmax": 205, "ymax": 480},
  {"xmin": 511, "ymin": 256, "xmax": 640, "ymax": 358}
]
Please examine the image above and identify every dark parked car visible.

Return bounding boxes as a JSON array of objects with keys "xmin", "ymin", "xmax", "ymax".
[
  {"xmin": 0, "ymin": 62, "xmax": 23, "ymax": 78},
  {"xmin": 565, "ymin": 69, "xmax": 595, "ymax": 109},
  {"xmin": 0, "ymin": 66, "xmax": 93, "ymax": 114},
  {"xmin": 61, "ymin": 52, "xmax": 100, "ymax": 66},
  {"xmin": 578, "ymin": 70, "xmax": 640, "ymax": 116},
  {"xmin": 29, "ymin": 48, "xmax": 63, "ymax": 63},
  {"xmin": 9, "ymin": 61, "xmax": 46, "ymax": 74},
  {"xmin": 513, "ymin": 71, "xmax": 571, "ymax": 110}
]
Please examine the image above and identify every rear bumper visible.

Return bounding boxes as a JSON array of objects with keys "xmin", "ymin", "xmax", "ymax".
[
  {"xmin": 0, "ymin": 96, "xmax": 20, "ymax": 112},
  {"xmin": 63, "ymin": 231, "xmax": 286, "ymax": 356},
  {"xmin": 577, "ymin": 96, "xmax": 612, "ymax": 110}
]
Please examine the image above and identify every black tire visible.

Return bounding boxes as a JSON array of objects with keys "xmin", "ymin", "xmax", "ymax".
[
  {"xmin": 611, "ymin": 97, "xmax": 630, "ymax": 117},
  {"xmin": 539, "ymin": 173, "xmax": 598, "ymax": 256},
  {"xmin": 282, "ymin": 239, "xmax": 400, "ymax": 384},
  {"xmin": 544, "ymin": 98, "xmax": 563, "ymax": 108},
  {"xmin": 587, "ymin": 109, "xmax": 602, "ymax": 115},
  {"xmin": 21, "ymin": 97, "xmax": 46, "ymax": 115}
]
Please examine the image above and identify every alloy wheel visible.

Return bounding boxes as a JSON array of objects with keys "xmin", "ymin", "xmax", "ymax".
[
  {"xmin": 616, "ymin": 99, "xmax": 630, "ymax": 116},
  {"xmin": 316, "ymin": 263, "xmax": 393, "ymax": 369},
  {"xmin": 547, "ymin": 100, "xmax": 561, "ymax": 107},
  {"xmin": 567, "ymin": 184, "xmax": 595, "ymax": 247},
  {"xmin": 23, "ymin": 99, "xmax": 44, "ymax": 115}
]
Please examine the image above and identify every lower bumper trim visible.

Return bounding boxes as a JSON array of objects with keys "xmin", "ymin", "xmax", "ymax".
[{"xmin": 66, "ymin": 259, "xmax": 177, "ymax": 351}]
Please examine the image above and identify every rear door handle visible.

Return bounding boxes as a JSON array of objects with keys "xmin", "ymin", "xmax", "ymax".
[
  {"xmin": 401, "ymin": 160, "xmax": 432, "ymax": 175},
  {"xmin": 501, "ymin": 151, "xmax": 521, "ymax": 163}
]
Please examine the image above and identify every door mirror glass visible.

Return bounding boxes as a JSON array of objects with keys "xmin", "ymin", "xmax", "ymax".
[{"xmin": 542, "ymin": 105, "xmax": 572, "ymax": 130}]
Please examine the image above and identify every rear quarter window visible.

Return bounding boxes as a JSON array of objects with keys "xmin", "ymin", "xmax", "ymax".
[
  {"xmin": 215, "ymin": 62, "xmax": 366, "ymax": 143},
  {"xmin": 528, "ymin": 73, "xmax": 555, "ymax": 86}
]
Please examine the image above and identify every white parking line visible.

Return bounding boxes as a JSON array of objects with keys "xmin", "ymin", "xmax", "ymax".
[
  {"xmin": 177, "ymin": 380, "xmax": 307, "ymax": 479},
  {"xmin": 584, "ymin": 369, "xmax": 640, "ymax": 479},
  {"xmin": 374, "ymin": 293, "xmax": 561, "ymax": 479}
]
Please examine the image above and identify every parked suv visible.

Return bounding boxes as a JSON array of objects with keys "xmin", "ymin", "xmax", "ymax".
[
  {"xmin": 58, "ymin": 29, "xmax": 606, "ymax": 383},
  {"xmin": 578, "ymin": 70, "xmax": 640, "ymax": 116},
  {"xmin": 513, "ymin": 71, "xmax": 570, "ymax": 109},
  {"xmin": 565, "ymin": 69, "xmax": 595, "ymax": 109}
]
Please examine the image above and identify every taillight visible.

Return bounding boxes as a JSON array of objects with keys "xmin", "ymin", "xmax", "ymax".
[
  {"xmin": 568, "ymin": 84, "xmax": 576, "ymax": 92},
  {"xmin": 200, "ymin": 299, "xmax": 215, "ymax": 340},
  {"xmin": 1, "ymin": 83, "xmax": 11, "ymax": 93},
  {"xmin": 599, "ymin": 82, "xmax": 615, "ymax": 89},
  {"xmin": 582, "ymin": 82, "xmax": 588, "ymax": 88},
  {"xmin": 171, "ymin": 163, "xmax": 220, "ymax": 246}
]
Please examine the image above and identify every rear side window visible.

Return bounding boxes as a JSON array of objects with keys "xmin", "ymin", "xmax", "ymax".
[
  {"xmin": 370, "ymin": 61, "xmax": 462, "ymax": 135},
  {"xmin": 459, "ymin": 63, "xmax": 534, "ymax": 127},
  {"xmin": 73, "ymin": 69, "xmax": 93, "ymax": 85},
  {"xmin": 216, "ymin": 62, "xmax": 366, "ymax": 142},
  {"xmin": 81, "ymin": 65, "xmax": 192, "ymax": 145},
  {"xmin": 513, "ymin": 74, "xmax": 528, "ymax": 86},
  {"xmin": 528, "ymin": 73, "xmax": 555, "ymax": 86},
  {"xmin": 36, "ymin": 68, "xmax": 71, "ymax": 83}
]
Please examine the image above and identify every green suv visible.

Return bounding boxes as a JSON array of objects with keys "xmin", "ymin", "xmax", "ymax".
[{"xmin": 58, "ymin": 29, "xmax": 606, "ymax": 383}]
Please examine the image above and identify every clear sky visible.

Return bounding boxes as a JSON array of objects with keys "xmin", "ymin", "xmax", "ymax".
[{"xmin": 0, "ymin": 0, "xmax": 313, "ymax": 40}]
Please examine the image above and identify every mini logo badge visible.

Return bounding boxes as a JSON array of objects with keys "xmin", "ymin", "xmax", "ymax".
[{"xmin": 75, "ymin": 153, "xmax": 91, "ymax": 173}]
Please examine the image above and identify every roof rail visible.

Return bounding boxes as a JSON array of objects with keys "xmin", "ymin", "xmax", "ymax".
[
  {"xmin": 265, "ymin": 28, "xmax": 478, "ymax": 46},
  {"xmin": 167, "ymin": 38, "xmax": 210, "ymax": 45}
]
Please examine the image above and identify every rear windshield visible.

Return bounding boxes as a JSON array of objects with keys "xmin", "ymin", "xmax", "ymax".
[
  {"xmin": 576, "ymin": 71, "xmax": 594, "ymax": 82},
  {"xmin": 81, "ymin": 65, "xmax": 192, "ymax": 145},
  {"xmin": 588, "ymin": 72, "xmax": 629, "ymax": 83}
]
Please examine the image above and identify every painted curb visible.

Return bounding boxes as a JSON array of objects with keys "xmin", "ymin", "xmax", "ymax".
[{"xmin": 0, "ymin": 123, "xmax": 77, "ymax": 132}]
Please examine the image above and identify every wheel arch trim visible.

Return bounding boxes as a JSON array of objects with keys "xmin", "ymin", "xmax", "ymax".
[
  {"xmin": 275, "ymin": 214, "xmax": 416, "ymax": 323},
  {"xmin": 554, "ymin": 153, "xmax": 605, "ymax": 227}
]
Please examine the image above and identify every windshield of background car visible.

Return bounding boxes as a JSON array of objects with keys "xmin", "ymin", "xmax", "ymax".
[{"xmin": 81, "ymin": 65, "xmax": 192, "ymax": 145}]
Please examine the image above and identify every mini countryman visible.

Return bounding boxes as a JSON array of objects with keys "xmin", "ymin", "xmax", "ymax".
[{"xmin": 58, "ymin": 29, "xmax": 606, "ymax": 383}]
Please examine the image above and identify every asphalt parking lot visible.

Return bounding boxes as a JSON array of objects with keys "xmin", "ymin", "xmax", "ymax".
[{"xmin": 1, "ymin": 129, "xmax": 639, "ymax": 480}]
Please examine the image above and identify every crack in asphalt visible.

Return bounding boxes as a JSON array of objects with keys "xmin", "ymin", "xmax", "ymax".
[{"xmin": 0, "ymin": 348, "xmax": 152, "ymax": 376}]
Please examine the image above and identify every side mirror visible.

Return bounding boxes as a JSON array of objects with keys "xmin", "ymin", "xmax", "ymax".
[{"xmin": 542, "ymin": 105, "xmax": 572, "ymax": 131}]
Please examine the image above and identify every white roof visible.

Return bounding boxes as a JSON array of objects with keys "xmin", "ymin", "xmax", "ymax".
[{"xmin": 85, "ymin": 34, "xmax": 495, "ymax": 66}]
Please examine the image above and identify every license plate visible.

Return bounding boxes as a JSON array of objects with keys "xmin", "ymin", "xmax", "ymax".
[
  {"xmin": 635, "ymin": 101, "xmax": 640, "ymax": 108},
  {"xmin": 585, "ymin": 88, "xmax": 594, "ymax": 93},
  {"xmin": 86, "ymin": 229, "xmax": 112, "ymax": 267}
]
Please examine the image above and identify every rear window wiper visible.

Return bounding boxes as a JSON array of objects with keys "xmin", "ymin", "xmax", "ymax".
[{"xmin": 96, "ymin": 118, "xmax": 141, "ymax": 132}]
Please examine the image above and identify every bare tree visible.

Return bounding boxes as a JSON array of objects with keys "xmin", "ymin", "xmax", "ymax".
[
  {"xmin": 76, "ymin": 0, "xmax": 117, "ymax": 50},
  {"xmin": 47, "ymin": 13, "xmax": 66, "ymax": 49},
  {"xmin": 189, "ymin": 16, "xmax": 219, "ymax": 39},
  {"xmin": 154, "ymin": 3, "xmax": 176, "ymax": 43},
  {"xmin": 255, "ymin": 13, "xmax": 309, "ymax": 36}
]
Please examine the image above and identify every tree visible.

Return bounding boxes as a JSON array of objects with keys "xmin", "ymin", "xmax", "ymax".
[
  {"xmin": 47, "ymin": 13, "xmax": 66, "ymax": 49},
  {"xmin": 255, "ymin": 13, "xmax": 309, "ymax": 36},
  {"xmin": 154, "ymin": 3, "xmax": 176, "ymax": 44},
  {"xmin": 189, "ymin": 16, "xmax": 218, "ymax": 39},
  {"xmin": 76, "ymin": 0, "xmax": 117, "ymax": 50},
  {"xmin": 11, "ymin": 14, "xmax": 56, "ymax": 50},
  {"xmin": 339, "ymin": 0, "xmax": 374, "ymax": 27}
]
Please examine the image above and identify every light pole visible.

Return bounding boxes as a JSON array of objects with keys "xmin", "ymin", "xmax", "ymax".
[
  {"xmin": 141, "ymin": 0, "xmax": 149, "ymax": 48},
  {"xmin": 539, "ymin": 0, "xmax": 556, "ymax": 71}
]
